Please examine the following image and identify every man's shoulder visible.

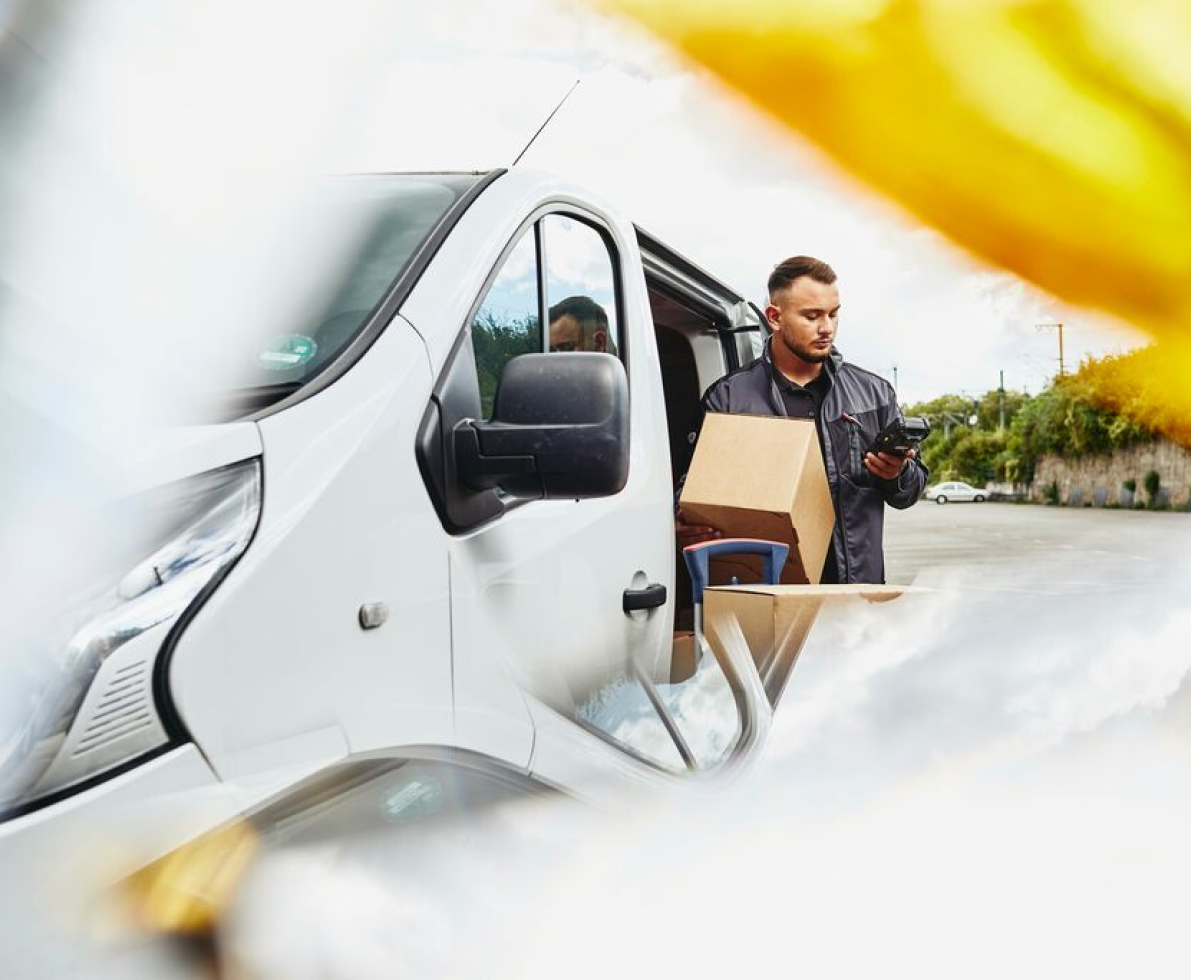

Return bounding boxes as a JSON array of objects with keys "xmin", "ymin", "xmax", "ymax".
[
  {"xmin": 703, "ymin": 356, "xmax": 766, "ymax": 396},
  {"xmin": 701, "ymin": 356, "xmax": 770, "ymax": 411},
  {"xmin": 835, "ymin": 358, "xmax": 895, "ymax": 396}
]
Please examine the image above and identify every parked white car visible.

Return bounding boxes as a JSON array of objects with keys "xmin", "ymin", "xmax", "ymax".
[
  {"xmin": 925, "ymin": 481, "xmax": 990, "ymax": 503},
  {"xmin": 1, "ymin": 168, "xmax": 792, "ymax": 884}
]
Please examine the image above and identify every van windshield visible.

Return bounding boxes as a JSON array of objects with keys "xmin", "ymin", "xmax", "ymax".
[{"xmin": 228, "ymin": 173, "xmax": 478, "ymax": 406}]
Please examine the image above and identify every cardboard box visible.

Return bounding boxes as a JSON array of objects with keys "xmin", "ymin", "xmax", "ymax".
[
  {"xmin": 679, "ymin": 413, "xmax": 835, "ymax": 585},
  {"xmin": 669, "ymin": 631, "xmax": 697, "ymax": 683},
  {"xmin": 702, "ymin": 583, "xmax": 907, "ymax": 707}
]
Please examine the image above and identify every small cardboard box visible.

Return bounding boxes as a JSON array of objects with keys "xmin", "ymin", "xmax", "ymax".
[
  {"xmin": 669, "ymin": 631, "xmax": 697, "ymax": 683},
  {"xmin": 679, "ymin": 413, "xmax": 835, "ymax": 585},
  {"xmin": 702, "ymin": 583, "xmax": 908, "ymax": 706}
]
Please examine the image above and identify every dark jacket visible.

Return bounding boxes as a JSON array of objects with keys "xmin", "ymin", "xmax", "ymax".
[{"xmin": 698, "ymin": 341, "xmax": 927, "ymax": 583}]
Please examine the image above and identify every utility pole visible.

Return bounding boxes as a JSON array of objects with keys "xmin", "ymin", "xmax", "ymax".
[
  {"xmin": 941, "ymin": 410, "xmax": 971, "ymax": 440},
  {"xmin": 1036, "ymin": 322, "xmax": 1065, "ymax": 378},
  {"xmin": 892, "ymin": 365, "xmax": 898, "ymax": 394},
  {"xmin": 998, "ymin": 369, "xmax": 1006, "ymax": 431}
]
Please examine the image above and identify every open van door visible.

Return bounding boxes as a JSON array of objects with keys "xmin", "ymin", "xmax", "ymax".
[{"xmin": 411, "ymin": 179, "xmax": 773, "ymax": 786}]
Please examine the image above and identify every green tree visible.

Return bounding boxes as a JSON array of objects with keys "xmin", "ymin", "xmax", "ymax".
[
  {"xmin": 947, "ymin": 429, "xmax": 1007, "ymax": 485},
  {"xmin": 471, "ymin": 310, "xmax": 541, "ymax": 418},
  {"xmin": 908, "ymin": 353, "xmax": 1162, "ymax": 490}
]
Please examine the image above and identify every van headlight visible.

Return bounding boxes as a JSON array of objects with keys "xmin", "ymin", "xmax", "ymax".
[{"xmin": 0, "ymin": 459, "xmax": 261, "ymax": 816}]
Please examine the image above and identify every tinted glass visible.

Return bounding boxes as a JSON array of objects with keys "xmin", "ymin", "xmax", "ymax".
[
  {"xmin": 574, "ymin": 675, "xmax": 686, "ymax": 773},
  {"xmin": 652, "ymin": 640, "xmax": 742, "ymax": 769},
  {"xmin": 543, "ymin": 214, "xmax": 619, "ymax": 358},
  {"xmin": 471, "ymin": 228, "xmax": 541, "ymax": 420},
  {"xmin": 240, "ymin": 174, "xmax": 475, "ymax": 391}
]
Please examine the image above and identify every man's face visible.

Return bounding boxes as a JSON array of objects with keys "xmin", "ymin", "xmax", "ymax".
[
  {"xmin": 765, "ymin": 276, "xmax": 840, "ymax": 363},
  {"xmin": 549, "ymin": 314, "xmax": 606, "ymax": 353}
]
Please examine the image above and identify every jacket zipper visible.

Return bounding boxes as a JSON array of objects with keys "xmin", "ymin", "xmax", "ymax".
[
  {"xmin": 819, "ymin": 393, "xmax": 849, "ymax": 583},
  {"xmin": 840, "ymin": 411, "xmax": 867, "ymax": 482}
]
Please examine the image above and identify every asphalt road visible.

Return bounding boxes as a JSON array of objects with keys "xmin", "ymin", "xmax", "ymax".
[{"xmin": 883, "ymin": 499, "xmax": 1191, "ymax": 593}]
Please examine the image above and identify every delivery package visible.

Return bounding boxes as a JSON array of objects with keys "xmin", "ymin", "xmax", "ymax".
[
  {"xmin": 701, "ymin": 583, "xmax": 906, "ymax": 707},
  {"xmin": 679, "ymin": 413, "xmax": 834, "ymax": 585}
]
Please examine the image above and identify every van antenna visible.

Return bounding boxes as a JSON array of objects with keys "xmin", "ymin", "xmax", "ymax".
[{"xmin": 512, "ymin": 78, "xmax": 580, "ymax": 167}]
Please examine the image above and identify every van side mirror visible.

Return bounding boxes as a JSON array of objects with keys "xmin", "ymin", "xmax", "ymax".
[{"xmin": 455, "ymin": 353, "xmax": 629, "ymax": 499}]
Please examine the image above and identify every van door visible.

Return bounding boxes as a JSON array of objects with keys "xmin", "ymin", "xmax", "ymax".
[
  {"xmin": 415, "ymin": 207, "xmax": 683, "ymax": 773},
  {"xmin": 416, "ymin": 200, "xmax": 762, "ymax": 780}
]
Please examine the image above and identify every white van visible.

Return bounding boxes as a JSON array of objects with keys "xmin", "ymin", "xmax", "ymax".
[{"xmin": 1, "ymin": 167, "xmax": 781, "ymax": 870}]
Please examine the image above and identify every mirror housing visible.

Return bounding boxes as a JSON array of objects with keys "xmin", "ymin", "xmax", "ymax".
[{"xmin": 456, "ymin": 353, "xmax": 629, "ymax": 499}]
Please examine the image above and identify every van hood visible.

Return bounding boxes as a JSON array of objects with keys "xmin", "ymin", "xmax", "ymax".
[{"xmin": 117, "ymin": 423, "xmax": 263, "ymax": 497}]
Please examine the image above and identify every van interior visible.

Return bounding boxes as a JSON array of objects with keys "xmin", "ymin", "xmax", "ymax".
[{"xmin": 639, "ymin": 244, "xmax": 763, "ymax": 623}]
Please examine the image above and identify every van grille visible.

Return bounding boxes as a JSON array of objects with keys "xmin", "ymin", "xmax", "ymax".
[{"xmin": 71, "ymin": 657, "xmax": 154, "ymax": 757}]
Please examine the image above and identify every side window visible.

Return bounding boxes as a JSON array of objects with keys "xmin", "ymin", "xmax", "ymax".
[
  {"xmin": 574, "ymin": 676, "xmax": 686, "ymax": 773},
  {"xmin": 471, "ymin": 228, "xmax": 541, "ymax": 420},
  {"xmin": 652, "ymin": 641, "xmax": 743, "ymax": 769},
  {"xmin": 542, "ymin": 214, "xmax": 619, "ymax": 358},
  {"xmin": 573, "ymin": 639, "xmax": 743, "ymax": 773}
]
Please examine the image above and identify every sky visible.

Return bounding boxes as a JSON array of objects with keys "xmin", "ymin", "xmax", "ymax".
[{"xmin": 351, "ymin": 0, "xmax": 1149, "ymax": 405}]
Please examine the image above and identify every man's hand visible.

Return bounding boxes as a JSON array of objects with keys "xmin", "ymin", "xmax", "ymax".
[
  {"xmin": 675, "ymin": 507, "xmax": 721, "ymax": 549},
  {"xmin": 864, "ymin": 447, "xmax": 917, "ymax": 481}
]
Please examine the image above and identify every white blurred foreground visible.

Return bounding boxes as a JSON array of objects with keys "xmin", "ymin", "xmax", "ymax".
[
  {"xmin": 76, "ymin": 528, "xmax": 1181, "ymax": 980},
  {"xmin": 159, "ymin": 538, "xmax": 1190, "ymax": 978}
]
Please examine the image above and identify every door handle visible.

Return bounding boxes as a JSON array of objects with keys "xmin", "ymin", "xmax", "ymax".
[{"xmin": 623, "ymin": 583, "xmax": 667, "ymax": 613}]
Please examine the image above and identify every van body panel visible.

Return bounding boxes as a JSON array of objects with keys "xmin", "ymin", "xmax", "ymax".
[
  {"xmin": 525, "ymin": 696, "xmax": 678, "ymax": 803},
  {"xmin": 169, "ymin": 316, "xmax": 455, "ymax": 785},
  {"xmin": 117, "ymin": 423, "xmax": 264, "ymax": 496}
]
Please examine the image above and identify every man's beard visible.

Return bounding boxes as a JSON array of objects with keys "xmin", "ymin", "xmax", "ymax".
[{"xmin": 782, "ymin": 333, "xmax": 832, "ymax": 363}]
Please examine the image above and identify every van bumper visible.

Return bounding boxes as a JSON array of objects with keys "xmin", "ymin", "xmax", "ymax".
[{"xmin": 0, "ymin": 744, "xmax": 231, "ymax": 972}]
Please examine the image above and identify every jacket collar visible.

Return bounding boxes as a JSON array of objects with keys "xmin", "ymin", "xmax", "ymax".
[{"xmin": 761, "ymin": 335, "xmax": 842, "ymax": 385}]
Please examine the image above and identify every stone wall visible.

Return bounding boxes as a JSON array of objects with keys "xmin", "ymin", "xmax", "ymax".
[{"xmin": 1032, "ymin": 439, "xmax": 1191, "ymax": 507}]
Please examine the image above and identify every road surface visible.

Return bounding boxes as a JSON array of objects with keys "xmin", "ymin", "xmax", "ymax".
[{"xmin": 884, "ymin": 499, "xmax": 1191, "ymax": 593}]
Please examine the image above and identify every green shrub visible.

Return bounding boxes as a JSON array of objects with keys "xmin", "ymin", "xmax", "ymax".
[
  {"xmin": 1043, "ymin": 480, "xmax": 1060, "ymax": 505},
  {"xmin": 903, "ymin": 349, "xmax": 1186, "ymax": 498},
  {"xmin": 1144, "ymin": 470, "xmax": 1161, "ymax": 505}
]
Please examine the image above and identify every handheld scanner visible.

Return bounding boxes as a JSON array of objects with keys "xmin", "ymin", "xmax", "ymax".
[{"xmin": 869, "ymin": 416, "xmax": 930, "ymax": 457}]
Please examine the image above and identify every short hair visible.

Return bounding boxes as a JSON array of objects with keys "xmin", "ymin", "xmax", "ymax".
[
  {"xmin": 549, "ymin": 294, "xmax": 615, "ymax": 353},
  {"xmin": 548, "ymin": 294, "xmax": 608, "ymax": 332},
  {"xmin": 767, "ymin": 256, "xmax": 837, "ymax": 301}
]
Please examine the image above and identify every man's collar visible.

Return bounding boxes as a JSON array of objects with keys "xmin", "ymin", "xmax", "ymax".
[{"xmin": 762, "ymin": 336, "xmax": 837, "ymax": 388}]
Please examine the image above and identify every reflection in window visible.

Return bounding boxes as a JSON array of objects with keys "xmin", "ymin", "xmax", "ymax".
[
  {"xmin": 575, "ymin": 676, "xmax": 685, "ymax": 773},
  {"xmin": 548, "ymin": 295, "xmax": 613, "ymax": 354},
  {"xmin": 543, "ymin": 214, "xmax": 618, "ymax": 357},
  {"xmin": 653, "ymin": 644, "xmax": 741, "ymax": 769},
  {"xmin": 236, "ymin": 175, "xmax": 476, "ymax": 392},
  {"xmin": 471, "ymin": 229, "xmax": 540, "ymax": 419}
]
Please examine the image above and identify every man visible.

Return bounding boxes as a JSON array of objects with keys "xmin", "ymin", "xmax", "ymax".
[
  {"xmin": 677, "ymin": 256, "xmax": 927, "ymax": 583},
  {"xmin": 548, "ymin": 295, "xmax": 615, "ymax": 354}
]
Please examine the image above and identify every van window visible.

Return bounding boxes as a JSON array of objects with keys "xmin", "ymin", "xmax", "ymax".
[
  {"xmin": 543, "ymin": 215, "xmax": 619, "ymax": 357},
  {"xmin": 237, "ymin": 174, "xmax": 477, "ymax": 394},
  {"xmin": 470, "ymin": 228, "xmax": 542, "ymax": 420},
  {"xmin": 470, "ymin": 212, "xmax": 622, "ymax": 420},
  {"xmin": 575, "ymin": 678, "xmax": 686, "ymax": 773}
]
